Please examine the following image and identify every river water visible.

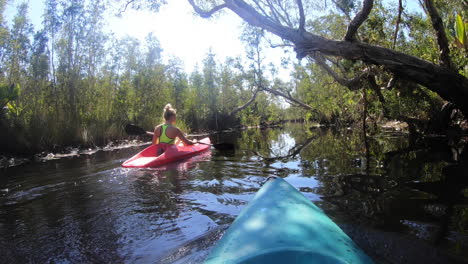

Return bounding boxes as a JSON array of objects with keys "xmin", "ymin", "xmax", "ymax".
[{"xmin": 1, "ymin": 124, "xmax": 467, "ymax": 263}]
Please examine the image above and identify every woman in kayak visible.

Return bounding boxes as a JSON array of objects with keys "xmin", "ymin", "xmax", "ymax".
[{"xmin": 153, "ymin": 104, "xmax": 196, "ymax": 154}]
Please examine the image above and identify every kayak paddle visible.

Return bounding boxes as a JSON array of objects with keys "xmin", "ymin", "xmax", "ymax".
[{"xmin": 124, "ymin": 124, "xmax": 235, "ymax": 150}]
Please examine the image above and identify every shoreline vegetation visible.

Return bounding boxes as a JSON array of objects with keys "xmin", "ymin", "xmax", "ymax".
[
  {"xmin": 1, "ymin": 120, "xmax": 415, "ymax": 169},
  {"xmin": 0, "ymin": 139, "xmax": 149, "ymax": 169}
]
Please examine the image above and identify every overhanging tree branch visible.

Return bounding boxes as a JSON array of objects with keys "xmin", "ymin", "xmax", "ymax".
[
  {"xmin": 295, "ymin": 36, "xmax": 468, "ymax": 118},
  {"xmin": 224, "ymin": 0, "xmax": 301, "ymax": 41},
  {"xmin": 325, "ymin": 57, "xmax": 348, "ymax": 74},
  {"xmin": 192, "ymin": 0, "xmax": 468, "ymax": 117},
  {"xmin": 187, "ymin": 0, "xmax": 227, "ymax": 18},
  {"xmin": 331, "ymin": 0, "xmax": 352, "ymax": 20},
  {"xmin": 274, "ymin": 0, "xmax": 294, "ymax": 27},
  {"xmin": 229, "ymin": 88, "xmax": 260, "ymax": 116},
  {"xmin": 120, "ymin": 0, "xmax": 136, "ymax": 13},
  {"xmin": 229, "ymin": 83, "xmax": 314, "ymax": 116},
  {"xmin": 253, "ymin": 1, "xmax": 270, "ymax": 17},
  {"xmin": 261, "ymin": 86, "xmax": 313, "ymax": 110},
  {"xmin": 313, "ymin": 53, "xmax": 367, "ymax": 89},
  {"xmin": 418, "ymin": 0, "xmax": 428, "ymax": 15},
  {"xmin": 265, "ymin": 0, "xmax": 283, "ymax": 24},
  {"xmin": 344, "ymin": 0, "xmax": 374, "ymax": 41}
]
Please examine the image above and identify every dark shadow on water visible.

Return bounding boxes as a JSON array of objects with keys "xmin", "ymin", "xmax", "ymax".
[{"xmin": 313, "ymin": 133, "xmax": 468, "ymax": 263}]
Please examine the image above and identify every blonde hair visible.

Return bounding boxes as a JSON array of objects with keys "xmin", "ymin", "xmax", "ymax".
[{"xmin": 163, "ymin": 103, "xmax": 177, "ymax": 121}]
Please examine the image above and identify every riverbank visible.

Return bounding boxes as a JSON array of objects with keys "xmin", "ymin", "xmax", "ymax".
[
  {"xmin": 3, "ymin": 118, "xmax": 464, "ymax": 169},
  {"xmin": 0, "ymin": 140, "xmax": 149, "ymax": 169},
  {"xmin": 0, "ymin": 120, "xmax": 407, "ymax": 169}
]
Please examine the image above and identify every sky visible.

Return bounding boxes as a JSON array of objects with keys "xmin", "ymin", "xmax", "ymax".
[
  {"xmin": 4, "ymin": 0, "xmax": 289, "ymax": 77},
  {"xmin": 4, "ymin": 0, "xmax": 422, "ymax": 79},
  {"xmin": 107, "ymin": 0, "xmax": 249, "ymax": 71}
]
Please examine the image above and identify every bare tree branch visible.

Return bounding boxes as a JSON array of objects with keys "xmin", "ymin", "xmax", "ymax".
[
  {"xmin": 261, "ymin": 86, "xmax": 314, "ymax": 110},
  {"xmin": 296, "ymin": 0, "xmax": 305, "ymax": 32},
  {"xmin": 264, "ymin": 0, "xmax": 294, "ymax": 27},
  {"xmin": 418, "ymin": 0, "xmax": 429, "ymax": 15},
  {"xmin": 265, "ymin": 0, "xmax": 283, "ymax": 24},
  {"xmin": 274, "ymin": 0, "xmax": 294, "ymax": 27},
  {"xmin": 119, "ymin": 0, "xmax": 137, "ymax": 14},
  {"xmin": 187, "ymin": 0, "xmax": 227, "ymax": 18},
  {"xmin": 326, "ymin": 57, "xmax": 348, "ymax": 75},
  {"xmin": 253, "ymin": 1, "xmax": 270, "ymax": 17},
  {"xmin": 255, "ymin": 135, "xmax": 317, "ymax": 161},
  {"xmin": 331, "ymin": 0, "xmax": 352, "ymax": 20},
  {"xmin": 423, "ymin": 0, "xmax": 454, "ymax": 69},
  {"xmin": 344, "ymin": 0, "xmax": 374, "ymax": 41},
  {"xmin": 223, "ymin": 0, "xmax": 302, "ymax": 41},
  {"xmin": 229, "ymin": 88, "xmax": 260, "ymax": 116},
  {"xmin": 392, "ymin": 0, "xmax": 403, "ymax": 49},
  {"xmin": 269, "ymin": 43, "xmax": 294, "ymax": 48},
  {"xmin": 313, "ymin": 53, "xmax": 367, "ymax": 89}
]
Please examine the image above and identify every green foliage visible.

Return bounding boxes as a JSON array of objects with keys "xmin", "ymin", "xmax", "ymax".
[
  {"xmin": 292, "ymin": 61, "xmax": 361, "ymax": 124},
  {"xmin": 455, "ymin": 14, "xmax": 466, "ymax": 48},
  {"xmin": 0, "ymin": 83, "xmax": 19, "ymax": 109}
]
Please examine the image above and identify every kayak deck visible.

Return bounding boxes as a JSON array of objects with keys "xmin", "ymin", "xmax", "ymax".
[
  {"xmin": 122, "ymin": 137, "xmax": 211, "ymax": 168},
  {"xmin": 204, "ymin": 177, "xmax": 374, "ymax": 264}
]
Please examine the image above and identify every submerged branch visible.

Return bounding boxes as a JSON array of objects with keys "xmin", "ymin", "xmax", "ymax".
[{"xmin": 255, "ymin": 136, "xmax": 316, "ymax": 161}]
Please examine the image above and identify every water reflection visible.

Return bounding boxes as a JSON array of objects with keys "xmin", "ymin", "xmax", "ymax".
[
  {"xmin": 0, "ymin": 124, "xmax": 467, "ymax": 263},
  {"xmin": 303, "ymin": 130, "xmax": 468, "ymax": 262}
]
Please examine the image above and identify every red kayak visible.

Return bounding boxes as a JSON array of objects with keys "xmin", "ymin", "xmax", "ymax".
[{"xmin": 122, "ymin": 137, "xmax": 211, "ymax": 168}]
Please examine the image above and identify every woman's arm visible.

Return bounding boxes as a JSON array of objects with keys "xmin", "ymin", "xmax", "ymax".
[
  {"xmin": 152, "ymin": 125, "xmax": 161, "ymax": 145},
  {"xmin": 176, "ymin": 128, "xmax": 196, "ymax": 145}
]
